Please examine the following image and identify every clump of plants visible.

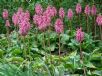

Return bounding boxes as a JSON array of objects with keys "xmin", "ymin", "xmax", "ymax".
[{"xmin": 0, "ymin": 1, "xmax": 102, "ymax": 76}]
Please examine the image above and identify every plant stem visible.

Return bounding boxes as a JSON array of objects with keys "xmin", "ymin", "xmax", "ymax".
[
  {"xmin": 78, "ymin": 14, "xmax": 80, "ymax": 26},
  {"xmin": 86, "ymin": 16, "xmax": 89, "ymax": 33},
  {"xmin": 23, "ymin": 36, "xmax": 26, "ymax": 59},
  {"xmin": 69, "ymin": 20, "xmax": 72, "ymax": 35},
  {"xmin": 58, "ymin": 34, "xmax": 61, "ymax": 60},
  {"xmin": 28, "ymin": 35, "xmax": 30, "ymax": 55},
  {"xmin": 36, "ymin": 28, "xmax": 38, "ymax": 45},
  {"xmin": 43, "ymin": 31, "xmax": 46, "ymax": 51},
  {"xmin": 48, "ymin": 26, "xmax": 52, "ymax": 64},
  {"xmin": 69, "ymin": 20, "xmax": 72, "ymax": 31},
  {"xmin": 80, "ymin": 42, "xmax": 86, "ymax": 76},
  {"xmin": 16, "ymin": 26, "xmax": 18, "ymax": 42},
  {"xmin": 43, "ymin": 30, "xmax": 47, "ymax": 61},
  {"xmin": 6, "ymin": 27, "xmax": 10, "ymax": 48},
  {"xmin": 99, "ymin": 26, "xmax": 102, "ymax": 40},
  {"xmin": 94, "ymin": 16, "xmax": 96, "ymax": 40},
  {"xmin": 80, "ymin": 43, "xmax": 83, "ymax": 62}
]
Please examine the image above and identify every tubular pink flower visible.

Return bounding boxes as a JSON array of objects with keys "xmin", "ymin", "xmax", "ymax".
[
  {"xmin": 12, "ymin": 13, "xmax": 19, "ymax": 26},
  {"xmin": 84, "ymin": 5, "xmax": 90, "ymax": 15},
  {"xmin": 67, "ymin": 9, "xmax": 73, "ymax": 20},
  {"xmin": 76, "ymin": 3, "xmax": 82, "ymax": 14},
  {"xmin": 54, "ymin": 18, "xmax": 64, "ymax": 34},
  {"xmin": 5, "ymin": 20, "xmax": 10, "ymax": 27},
  {"xmin": 35, "ymin": 4, "xmax": 43, "ymax": 15},
  {"xmin": 59, "ymin": 7, "xmax": 65, "ymax": 19},
  {"xmin": 91, "ymin": 5, "xmax": 97, "ymax": 16},
  {"xmin": 2, "ymin": 9, "xmax": 8, "ymax": 19},
  {"xmin": 96, "ymin": 14, "xmax": 102, "ymax": 26},
  {"xmin": 76, "ymin": 27, "xmax": 84, "ymax": 42}
]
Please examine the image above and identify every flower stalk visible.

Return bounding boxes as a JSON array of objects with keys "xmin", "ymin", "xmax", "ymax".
[
  {"xmin": 99, "ymin": 26, "xmax": 102, "ymax": 40},
  {"xmin": 22, "ymin": 36, "xmax": 26, "ymax": 59},
  {"xmin": 80, "ymin": 42, "xmax": 86, "ymax": 76},
  {"xmin": 58, "ymin": 34, "xmax": 61, "ymax": 59}
]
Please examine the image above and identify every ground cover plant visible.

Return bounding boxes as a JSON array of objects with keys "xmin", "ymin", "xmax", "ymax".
[{"xmin": 0, "ymin": 0, "xmax": 102, "ymax": 76}]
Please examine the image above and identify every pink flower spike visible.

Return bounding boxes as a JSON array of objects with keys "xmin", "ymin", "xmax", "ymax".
[
  {"xmin": 76, "ymin": 3, "xmax": 82, "ymax": 14},
  {"xmin": 33, "ymin": 14, "xmax": 39, "ymax": 25},
  {"xmin": 36, "ymin": 14, "xmax": 51, "ymax": 31},
  {"xmin": 59, "ymin": 7, "xmax": 65, "ymax": 19},
  {"xmin": 5, "ymin": 20, "xmax": 10, "ymax": 27},
  {"xmin": 18, "ymin": 7, "xmax": 23, "ymax": 12},
  {"xmin": 19, "ymin": 21, "xmax": 30, "ymax": 36},
  {"xmin": 84, "ymin": 5, "xmax": 90, "ymax": 15},
  {"xmin": 55, "ymin": 18, "xmax": 64, "ymax": 34},
  {"xmin": 76, "ymin": 27, "xmax": 84, "ymax": 42},
  {"xmin": 12, "ymin": 13, "xmax": 19, "ymax": 26},
  {"xmin": 91, "ymin": 5, "xmax": 97, "ymax": 16},
  {"xmin": 35, "ymin": 4, "xmax": 43, "ymax": 15},
  {"xmin": 52, "ymin": 6, "xmax": 57, "ymax": 17},
  {"xmin": 2, "ymin": 9, "xmax": 8, "ymax": 20},
  {"xmin": 17, "ymin": 7, "xmax": 23, "ymax": 15},
  {"xmin": 43, "ymin": 5, "xmax": 57, "ymax": 17},
  {"xmin": 96, "ymin": 14, "xmax": 102, "ymax": 26},
  {"xmin": 25, "ymin": 10, "xmax": 30, "ymax": 19},
  {"xmin": 67, "ymin": 9, "xmax": 73, "ymax": 20}
]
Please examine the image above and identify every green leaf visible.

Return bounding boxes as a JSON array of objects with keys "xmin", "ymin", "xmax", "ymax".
[
  {"xmin": 54, "ymin": 67, "xmax": 59, "ymax": 76},
  {"xmin": 68, "ymin": 51, "xmax": 77, "ymax": 58},
  {"xmin": 12, "ymin": 48, "xmax": 22, "ymax": 56},
  {"xmin": 6, "ymin": 57, "xmax": 24, "ymax": 62},
  {"xmin": 92, "ymin": 70, "xmax": 102, "ymax": 76},
  {"xmin": 50, "ymin": 32, "xmax": 57, "ymax": 39},
  {"xmin": 85, "ymin": 62, "xmax": 96, "ymax": 68},
  {"xmin": 91, "ymin": 53, "xmax": 101, "ymax": 61},
  {"xmin": 60, "ymin": 34, "xmax": 69, "ymax": 44},
  {"xmin": 0, "ymin": 49, "xmax": 4, "ymax": 58},
  {"xmin": 58, "ymin": 65, "xmax": 65, "ymax": 76}
]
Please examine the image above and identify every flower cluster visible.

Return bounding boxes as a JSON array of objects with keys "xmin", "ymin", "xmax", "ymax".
[
  {"xmin": 84, "ymin": 5, "xmax": 90, "ymax": 15},
  {"xmin": 3, "ymin": 3, "xmax": 99, "ymax": 39},
  {"xmin": 91, "ymin": 5, "xmax": 97, "ymax": 16},
  {"xmin": 55, "ymin": 18, "xmax": 64, "ymax": 34},
  {"xmin": 33, "ymin": 4, "xmax": 57, "ymax": 31},
  {"xmin": 12, "ymin": 7, "xmax": 30, "ymax": 36},
  {"xmin": 35, "ymin": 4, "xmax": 43, "ymax": 15},
  {"xmin": 2, "ymin": 9, "xmax": 10, "ymax": 27},
  {"xmin": 43, "ymin": 5, "xmax": 57, "ymax": 17},
  {"xmin": 12, "ymin": 13, "xmax": 19, "ymax": 26},
  {"xmin": 76, "ymin": 27, "xmax": 84, "ymax": 42},
  {"xmin": 96, "ymin": 14, "xmax": 102, "ymax": 26},
  {"xmin": 5, "ymin": 20, "xmax": 10, "ymax": 27},
  {"xmin": 67, "ymin": 9, "xmax": 73, "ymax": 20},
  {"xmin": 59, "ymin": 7, "xmax": 65, "ymax": 19},
  {"xmin": 76, "ymin": 3, "xmax": 82, "ymax": 14},
  {"xmin": 2, "ymin": 9, "xmax": 8, "ymax": 20}
]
